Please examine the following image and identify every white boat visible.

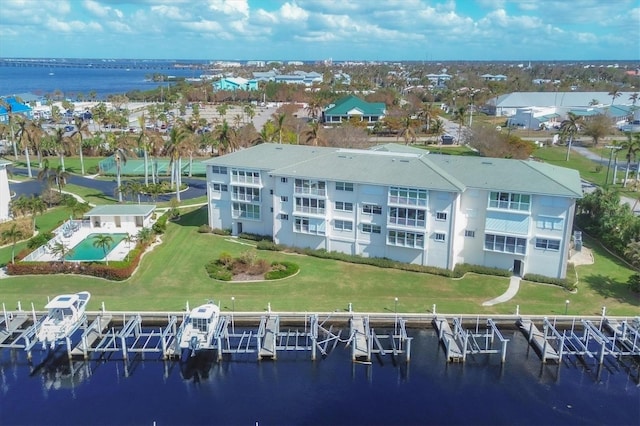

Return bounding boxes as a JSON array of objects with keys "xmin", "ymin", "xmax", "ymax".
[
  {"xmin": 179, "ymin": 303, "xmax": 220, "ymax": 355},
  {"xmin": 37, "ymin": 292, "xmax": 91, "ymax": 349}
]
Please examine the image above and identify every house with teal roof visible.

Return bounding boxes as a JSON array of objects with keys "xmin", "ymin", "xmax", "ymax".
[
  {"xmin": 213, "ymin": 77, "xmax": 258, "ymax": 91},
  {"xmin": 322, "ymin": 95, "xmax": 386, "ymax": 127},
  {"xmin": 0, "ymin": 97, "xmax": 33, "ymax": 124}
]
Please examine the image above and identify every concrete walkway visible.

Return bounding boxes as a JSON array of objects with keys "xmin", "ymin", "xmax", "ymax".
[{"xmin": 482, "ymin": 276, "xmax": 521, "ymax": 306}]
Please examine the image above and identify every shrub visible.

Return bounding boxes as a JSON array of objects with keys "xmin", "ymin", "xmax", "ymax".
[
  {"xmin": 27, "ymin": 232, "xmax": 54, "ymax": 249},
  {"xmin": 524, "ymin": 273, "xmax": 576, "ymax": 291},
  {"xmin": 453, "ymin": 263, "xmax": 511, "ymax": 278},
  {"xmin": 256, "ymin": 240, "xmax": 282, "ymax": 251},
  {"xmin": 238, "ymin": 232, "xmax": 273, "ymax": 242},
  {"xmin": 204, "ymin": 260, "xmax": 233, "ymax": 281},
  {"xmin": 198, "ymin": 225, "xmax": 212, "ymax": 233},
  {"xmin": 212, "ymin": 228, "xmax": 232, "ymax": 236},
  {"xmin": 152, "ymin": 212, "xmax": 169, "ymax": 234},
  {"xmin": 627, "ymin": 274, "xmax": 640, "ymax": 293},
  {"xmin": 265, "ymin": 261, "xmax": 299, "ymax": 280},
  {"xmin": 86, "ymin": 165, "xmax": 99, "ymax": 174}
]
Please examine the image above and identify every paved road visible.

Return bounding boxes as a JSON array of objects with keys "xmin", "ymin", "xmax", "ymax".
[{"xmin": 9, "ymin": 168, "xmax": 207, "ymax": 203}]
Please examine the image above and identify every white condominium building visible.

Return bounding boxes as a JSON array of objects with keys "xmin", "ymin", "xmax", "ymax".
[{"xmin": 203, "ymin": 144, "xmax": 582, "ymax": 279}]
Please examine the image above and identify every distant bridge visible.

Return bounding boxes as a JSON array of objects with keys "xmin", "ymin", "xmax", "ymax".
[{"xmin": 0, "ymin": 59, "xmax": 210, "ymax": 71}]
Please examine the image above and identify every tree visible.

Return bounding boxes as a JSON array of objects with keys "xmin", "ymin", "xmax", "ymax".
[
  {"xmin": 113, "ymin": 147, "xmax": 127, "ymax": 203},
  {"xmin": 0, "ymin": 98, "xmax": 18, "ymax": 159},
  {"xmin": 452, "ymin": 106, "xmax": 467, "ymax": 143},
  {"xmin": 274, "ymin": 113, "xmax": 286, "ymax": 144},
  {"xmin": 14, "ymin": 117, "xmax": 34, "ymax": 178},
  {"xmin": 629, "ymin": 93, "xmax": 639, "ymax": 111},
  {"xmin": 399, "ymin": 115, "xmax": 417, "ymax": 145},
  {"xmin": 429, "ymin": 118, "xmax": 445, "ymax": 146},
  {"xmin": 48, "ymin": 240, "xmax": 74, "ymax": 263},
  {"xmin": 468, "ymin": 125, "xmax": 534, "ymax": 159},
  {"xmin": 136, "ymin": 227, "xmax": 154, "ymax": 246},
  {"xmin": 214, "ymin": 119, "xmax": 237, "ymax": 155},
  {"xmin": 2, "ymin": 222, "xmax": 24, "ymax": 264},
  {"xmin": 582, "ymin": 114, "xmax": 611, "ymax": 146},
  {"xmin": 28, "ymin": 196, "xmax": 46, "ymax": 232},
  {"xmin": 618, "ymin": 132, "xmax": 640, "ymax": 187},
  {"xmin": 608, "ymin": 88, "xmax": 621, "ymax": 107},
  {"xmin": 165, "ymin": 125, "xmax": 190, "ymax": 202},
  {"xmin": 559, "ymin": 112, "xmax": 583, "ymax": 161},
  {"xmin": 70, "ymin": 116, "xmax": 92, "ymax": 175},
  {"xmin": 92, "ymin": 234, "xmax": 114, "ymax": 265},
  {"xmin": 302, "ymin": 121, "xmax": 327, "ymax": 146}
]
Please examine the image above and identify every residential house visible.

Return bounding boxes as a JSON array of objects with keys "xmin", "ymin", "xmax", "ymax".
[
  {"xmin": 0, "ymin": 97, "xmax": 33, "ymax": 124},
  {"xmin": 213, "ymin": 77, "xmax": 259, "ymax": 91},
  {"xmin": 481, "ymin": 74, "xmax": 508, "ymax": 82},
  {"xmin": 203, "ymin": 143, "xmax": 582, "ymax": 279},
  {"xmin": 322, "ymin": 95, "xmax": 386, "ymax": 126}
]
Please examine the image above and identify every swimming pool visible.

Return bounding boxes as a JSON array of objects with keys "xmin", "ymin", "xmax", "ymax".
[{"xmin": 65, "ymin": 233, "xmax": 129, "ymax": 261}]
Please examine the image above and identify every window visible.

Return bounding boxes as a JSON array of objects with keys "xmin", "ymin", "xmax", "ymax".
[
  {"xmin": 434, "ymin": 232, "xmax": 446, "ymax": 242},
  {"xmin": 389, "ymin": 187, "xmax": 428, "ymax": 206},
  {"xmin": 334, "ymin": 220, "xmax": 353, "ymax": 231},
  {"xmin": 211, "ymin": 165, "xmax": 227, "ymax": 174},
  {"xmin": 212, "ymin": 183, "xmax": 228, "ymax": 192},
  {"xmin": 231, "ymin": 169, "xmax": 260, "ymax": 184},
  {"xmin": 464, "ymin": 230, "xmax": 475, "ymax": 238},
  {"xmin": 362, "ymin": 224, "xmax": 381, "ymax": 234},
  {"xmin": 336, "ymin": 181, "xmax": 354, "ymax": 191},
  {"xmin": 536, "ymin": 216, "xmax": 564, "ymax": 231},
  {"xmin": 281, "ymin": 177, "xmax": 288, "ymax": 183},
  {"xmin": 280, "ymin": 214, "xmax": 289, "ymax": 220},
  {"xmin": 484, "ymin": 233, "xmax": 527, "ymax": 254},
  {"xmin": 535, "ymin": 238, "xmax": 561, "ymax": 251},
  {"xmin": 388, "ymin": 207, "xmax": 426, "ymax": 227},
  {"xmin": 436, "ymin": 212, "xmax": 447, "ymax": 221},
  {"xmin": 232, "ymin": 186, "xmax": 260, "ymax": 202},
  {"xmin": 295, "ymin": 179, "xmax": 326, "ymax": 196},
  {"xmin": 362, "ymin": 204, "xmax": 382, "ymax": 215},
  {"xmin": 387, "ymin": 230, "xmax": 425, "ymax": 248},
  {"xmin": 232, "ymin": 203, "xmax": 260, "ymax": 220},
  {"xmin": 294, "ymin": 217, "xmax": 325, "ymax": 235},
  {"xmin": 335, "ymin": 201, "xmax": 354, "ymax": 212},
  {"xmin": 489, "ymin": 191, "xmax": 530, "ymax": 211},
  {"xmin": 295, "ymin": 197, "xmax": 325, "ymax": 215},
  {"xmin": 281, "ymin": 196, "xmax": 288, "ymax": 202}
]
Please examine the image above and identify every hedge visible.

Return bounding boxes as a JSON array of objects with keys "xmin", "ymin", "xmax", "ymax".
[{"xmin": 264, "ymin": 261, "xmax": 299, "ymax": 280}]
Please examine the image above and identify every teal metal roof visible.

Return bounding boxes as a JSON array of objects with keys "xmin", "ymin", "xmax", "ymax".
[
  {"xmin": 426, "ymin": 155, "xmax": 582, "ymax": 198},
  {"xmin": 205, "ymin": 144, "xmax": 582, "ymax": 198},
  {"xmin": 85, "ymin": 204, "xmax": 156, "ymax": 216},
  {"xmin": 324, "ymin": 95, "xmax": 386, "ymax": 117}
]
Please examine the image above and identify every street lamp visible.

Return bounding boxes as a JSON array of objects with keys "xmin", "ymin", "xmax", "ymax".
[
  {"xmin": 394, "ymin": 297, "xmax": 398, "ymax": 334},
  {"xmin": 231, "ymin": 296, "xmax": 235, "ymax": 333},
  {"xmin": 565, "ymin": 299, "xmax": 570, "ymax": 315}
]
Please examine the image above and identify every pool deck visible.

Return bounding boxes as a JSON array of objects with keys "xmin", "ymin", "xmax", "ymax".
[{"xmin": 30, "ymin": 221, "xmax": 140, "ymax": 263}]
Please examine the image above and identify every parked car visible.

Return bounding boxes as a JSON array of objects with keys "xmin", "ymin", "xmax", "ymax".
[
  {"xmin": 64, "ymin": 125, "xmax": 75, "ymax": 132},
  {"xmin": 441, "ymin": 135, "xmax": 455, "ymax": 145}
]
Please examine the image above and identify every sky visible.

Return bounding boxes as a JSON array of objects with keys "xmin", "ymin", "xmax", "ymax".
[{"xmin": 0, "ymin": 0, "xmax": 639, "ymax": 61}]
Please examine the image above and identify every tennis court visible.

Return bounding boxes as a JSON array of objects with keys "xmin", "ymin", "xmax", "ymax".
[{"xmin": 99, "ymin": 156, "xmax": 207, "ymax": 177}]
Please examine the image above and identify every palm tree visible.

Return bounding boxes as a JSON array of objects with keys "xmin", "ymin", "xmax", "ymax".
[
  {"xmin": 608, "ymin": 89, "xmax": 622, "ymax": 107},
  {"xmin": 430, "ymin": 118, "xmax": 445, "ymax": 146},
  {"xmin": 452, "ymin": 107, "xmax": 467, "ymax": 143},
  {"xmin": 305, "ymin": 96, "xmax": 323, "ymax": 122},
  {"xmin": 559, "ymin": 112, "xmax": 583, "ymax": 161},
  {"xmin": 303, "ymin": 121, "xmax": 326, "ymax": 146},
  {"xmin": 274, "ymin": 113, "xmax": 286, "ymax": 144},
  {"xmin": 28, "ymin": 195, "xmax": 46, "ymax": 232},
  {"xmin": 214, "ymin": 119, "xmax": 237, "ymax": 155},
  {"xmin": 0, "ymin": 98, "xmax": 18, "ymax": 159},
  {"xmin": 48, "ymin": 240, "xmax": 73, "ymax": 263},
  {"xmin": 92, "ymin": 234, "xmax": 114, "ymax": 264},
  {"xmin": 70, "ymin": 116, "xmax": 92, "ymax": 175},
  {"xmin": 165, "ymin": 125, "xmax": 191, "ymax": 202},
  {"xmin": 136, "ymin": 227, "xmax": 154, "ymax": 246},
  {"xmin": 619, "ymin": 132, "xmax": 640, "ymax": 187},
  {"xmin": 51, "ymin": 164, "xmax": 69, "ymax": 193},
  {"xmin": 243, "ymin": 104, "xmax": 256, "ymax": 124},
  {"xmin": 50, "ymin": 127, "xmax": 71, "ymax": 172},
  {"xmin": 15, "ymin": 117, "xmax": 34, "ymax": 178},
  {"xmin": 2, "ymin": 222, "xmax": 24, "ymax": 264},
  {"xmin": 400, "ymin": 115, "xmax": 417, "ymax": 145},
  {"xmin": 113, "ymin": 147, "xmax": 127, "ymax": 202}
]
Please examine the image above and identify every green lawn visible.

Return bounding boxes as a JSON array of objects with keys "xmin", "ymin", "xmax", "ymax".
[{"xmin": 1, "ymin": 206, "xmax": 638, "ymax": 315}]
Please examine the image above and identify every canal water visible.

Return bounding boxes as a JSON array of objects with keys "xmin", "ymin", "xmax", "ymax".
[{"xmin": 1, "ymin": 328, "xmax": 638, "ymax": 426}]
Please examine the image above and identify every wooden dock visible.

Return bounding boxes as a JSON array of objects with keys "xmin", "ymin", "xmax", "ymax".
[
  {"xmin": 433, "ymin": 317, "xmax": 463, "ymax": 362},
  {"xmin": 517, "ymin": 319, "xmax": 559, "ymax": 362},
  {"xmin": 350, "ymin": 316, "xmax": 369, "ymax": 361},
  {"xmin": 259, "ymin": 316, "xmax": 279, "ymax": 359},
  {"xmin": 70, "ymin": 314, "xmax": 113, "ymax": 358},
  {"xmin": 0, "ymin": 313, "xmax": 29, "ymax": 346}
]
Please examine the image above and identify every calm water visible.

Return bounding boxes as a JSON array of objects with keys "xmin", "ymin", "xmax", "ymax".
[
  {"xmin": 65, "ymin": 233, "xmax": 128, "ymax": 261},
  {"xmin": 1, "ymin": 328, "xmax": 638, "ymax": 426},
  {"xmin": 0, "ymin": 59, "xmax": 203, "ymax": 99}
]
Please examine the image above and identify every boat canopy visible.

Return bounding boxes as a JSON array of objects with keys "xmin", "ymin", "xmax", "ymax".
[
  {"xmin": 190, "ymin": 304, "xmax": 219, "ymax": 319},
  {"xmin": 44, "ymin": 294, "xmax": 80, "ymax": 309}
]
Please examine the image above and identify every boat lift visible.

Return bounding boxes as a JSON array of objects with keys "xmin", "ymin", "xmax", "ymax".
[
  {"xmin": 435, "ymin": 316, "xmax": 509, "ymax": 363},
  {"xmin": 347, "ymin": 314, "xmax": 412, "ymax": 363}
]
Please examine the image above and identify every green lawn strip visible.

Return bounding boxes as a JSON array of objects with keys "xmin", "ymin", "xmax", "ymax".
[
  {"xmin": 1, "ymin": 206, "xmax": 638, "ymax": 315},
  {"xmin": 533, "ymin": 145, "xmax": 608, "ymax": 186},
  {"xmin": 63, "ymin": 184, "xmax": 116, "ymax": 205}
]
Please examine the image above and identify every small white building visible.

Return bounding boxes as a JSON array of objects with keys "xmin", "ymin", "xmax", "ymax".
[
  {"xmin": 0, "ymin": 159, "xmax": 10, "ymax": 222},
  {"xmin": 203, "ymin": 143, "xmax": 583, "ymax": 279},
  {"xmin": 83, "ymin": 205, "xmax": 156, "ymax": 231}
]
